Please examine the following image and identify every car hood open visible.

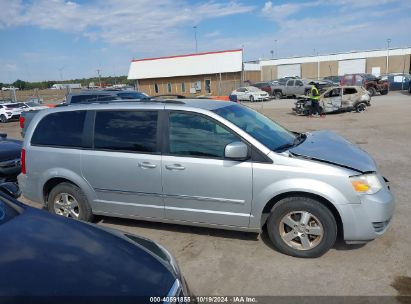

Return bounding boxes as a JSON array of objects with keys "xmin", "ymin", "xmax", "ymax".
[{"xmin": 289, "ymin": 131, "xmax": 377, "ymax": 173}]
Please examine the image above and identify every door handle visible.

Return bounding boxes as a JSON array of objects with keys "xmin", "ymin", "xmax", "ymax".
[
  {"xmin": 138, "ymin": 162, "xmax": 157, "ymax": 169},
  {"xmin": 165, "ymin": 164, "xmax": 185, "ymax": 170}
]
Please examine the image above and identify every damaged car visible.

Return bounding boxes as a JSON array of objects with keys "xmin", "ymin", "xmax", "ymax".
[{"xmin": 293, "ymin": 86, "xmax": 371, "ymax": 115}]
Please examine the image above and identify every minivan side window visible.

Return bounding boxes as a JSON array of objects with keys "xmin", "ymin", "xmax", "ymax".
[
  {"xmin": 168, "ymin": 112, "xmax": 240, "ymax": 158},
  {"xmin": 94, "ymin": 110, "xmax": 158, "ymax": 153},
  {"xmin": 31, "ymin": 111, "xmax": 86, "ymax": 148}
]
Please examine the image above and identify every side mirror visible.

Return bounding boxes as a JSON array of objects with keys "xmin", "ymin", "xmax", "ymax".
[
  {"xmin": 225, "ymin": 142, "xmax": 249, "ymax": 161},
  {"xmin": 0, "ymin": 182, "xmax": 21, "ymax": 198}
]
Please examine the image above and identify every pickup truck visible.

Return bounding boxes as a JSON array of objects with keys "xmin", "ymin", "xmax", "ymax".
[
  {"xmin": 20, "ymin": 90, "xmax": 150, "ymax": 137},
  {"xmin": 272, "ymin": 79, "xmax": 313, "ymax": 99},
  {"xmin": 340, "ymin": 74, "xmax": 389, "ymax": 96}
]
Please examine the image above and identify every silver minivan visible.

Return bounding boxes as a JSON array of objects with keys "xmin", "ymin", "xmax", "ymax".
[{"xmin": 18, "ymin": 100, "xmax": 394, "ymax": 258}]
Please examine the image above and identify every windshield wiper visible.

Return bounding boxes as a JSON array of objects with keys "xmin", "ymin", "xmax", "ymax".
[{"xmin": 274, "ymin": 133, "xmax": 306, "ymax": 152}]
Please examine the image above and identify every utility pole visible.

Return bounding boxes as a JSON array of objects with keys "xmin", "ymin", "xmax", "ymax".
[
  {"xmin": 386, "ymin": 38, "xmax": 391, "ymax": 75},
  {"xmin": 96, "ymin": 69, "xmax": 102, "ymax": 88},
  {"xmin": 193, "ymin": 26, "xmax": 198, "ymax": 53},
  {"xmin": 270, "ymin": 50, "xmax": 274, "ymax": 59},
  {"xmin": 58, "ymin": 67, "xmax": 65, "ymax": 83},
  {"xmin": 274, "ymin": 40, "xmax": 278, "ymax": 58}
]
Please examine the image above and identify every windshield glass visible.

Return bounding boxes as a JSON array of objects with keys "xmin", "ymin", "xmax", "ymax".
[
  {"xmin": 26, "ymin": 102, "xmax": 40, "ymax": 107},
  {"xmin": 212, "ymin": 104, "xmax": 297, "ymax": 151}
]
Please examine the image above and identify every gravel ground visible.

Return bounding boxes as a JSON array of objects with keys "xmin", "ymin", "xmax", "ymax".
[{"xmin": 4, "ymin": 91, "xmax": 411, "ymax": 297}]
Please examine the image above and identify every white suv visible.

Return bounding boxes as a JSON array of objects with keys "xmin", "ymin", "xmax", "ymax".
[{"xmin": 0, "ymin": 103, "xmax": 22, "ymax": 123}]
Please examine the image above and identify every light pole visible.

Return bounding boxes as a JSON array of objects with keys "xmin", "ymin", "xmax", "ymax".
[
  {"xmin": 274, "ymin": 40, "xmax": 278, "ymax": 58},
  {"xmin": 96, "ymin": 69, "xmax": 102, "ymax": 88},
  {"xmin": 386, "ymin": 38, "xmax": 391, "ymax": 75},
  {"xmin": 193, "ymin": 26, "xmax": 198, "ymax": 53},
  {"xmin": 270, "ymin": 50, "xmax": 274, "ymax": 59}
]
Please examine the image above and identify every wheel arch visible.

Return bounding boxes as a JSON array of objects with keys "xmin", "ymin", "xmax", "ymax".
[
  {"xmin": 43, "ymin": 177, "xmax": 79, "ymax": 206},
  {"xmin": 260, "ymin": 191, "xmax": 344, "ymax": 239}
]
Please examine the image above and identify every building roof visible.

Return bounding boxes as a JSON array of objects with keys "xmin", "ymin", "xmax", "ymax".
[
  {"xmin": 260, "ymin": 47, "xmax": 411, "ymax": 66},
  {"xmin": 128, "ymin": 49, "xmax": 243, "ymax": 80}
]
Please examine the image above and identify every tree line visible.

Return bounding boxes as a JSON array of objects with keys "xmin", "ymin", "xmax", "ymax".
[{"xmin": 1, "ymin": 76, "xmax": 135, "ymax": 90}]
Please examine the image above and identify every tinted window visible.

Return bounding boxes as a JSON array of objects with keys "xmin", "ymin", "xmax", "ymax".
[
  {"xmin": 286, "ymin": 80, "xmax": 294, "ymax": 86},
  {"xmin": 31, "ymin": 111, "xmax": 86, "ymax": 147},
  {"xmin": 117, "ymin": 92, "xmax": 148, "ymax": 100},
  {"xmin": 296, "ymin": 80, "xmax": 303, "ymax": 86},
  {"xmin": 169, "ymin": 112, "xmax": 240, "ymax": 158},
  {"xmin": 343, "ymin": 88, "xmax": 357, "ymax": 95},
  {"xmin": 94, "ymin": 111, "xmax": 158, "ymax": 153},
  {"xmin": 70, "ymin": 95, "xmax": 99, "ymax": 104}
]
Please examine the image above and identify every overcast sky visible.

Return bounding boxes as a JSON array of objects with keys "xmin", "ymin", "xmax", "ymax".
[{"xmin": 0, "ymin": 0, "xmax": 410, "ymax": 82}]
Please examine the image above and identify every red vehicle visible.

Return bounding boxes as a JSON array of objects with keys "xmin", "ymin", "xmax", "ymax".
[{"xmin": 340, "ymin": 73, "xmax": 389, "ymax": 96}]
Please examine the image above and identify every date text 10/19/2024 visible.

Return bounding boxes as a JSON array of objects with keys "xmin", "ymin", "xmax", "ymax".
[{"xmin": 150, "ymin": 296, "xmax": 258, "ymax": 303}]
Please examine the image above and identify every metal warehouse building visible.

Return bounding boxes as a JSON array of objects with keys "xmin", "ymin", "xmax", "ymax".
[
  {"xmin": 260, "ymin": 47, "xmax": 411, "ymax": 81},
  {"xmin": 127, "ymin": 49, "xmax": 260, "ymax": 96}
]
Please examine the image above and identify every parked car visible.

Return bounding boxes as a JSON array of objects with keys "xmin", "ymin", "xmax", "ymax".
[
  {"xmin": 272, "ymin": 79, "xmax": 313, "ymax": 99},
  {"xmin": 381, "ymin": 73, "xmax": 411, "ymax": 91},
  {"xmin": 231, "ymin": 86, "xmax": 270, "ymax": 102},
  {"xmin": 293, "ymin": 86, "xmax": 371, "ymax": 115},
  {"xmin": 340, "ymin": 74, "xmax": 389, "ymax": 96},
  {"xmin": 19, "ymin": 101, "xmax": 49, "ymax": 111},
  {"xmin": 251, "ymin": 82, "xmax": 277, "ymax": 97},
  {"xmin": 0, "ymin": 133, "xmax": 22, "ymax": 183},
  {"xmin": 19, "ymin": 90, "xmax": 150, "ymax": 137},
  {"xmin": 322, "ymin": 76, "xmax": 342, "ymax": 86},
  {"xmin": 0, "ymin": 102, "xmax": 22, "ymax": 123},
  {"xmin": 18, "ymin": 100, "xmax": 394, "ymax": 258},
  {"xmin": 0, "ymin": 182, "xmax": 189, "ymax": 297}
]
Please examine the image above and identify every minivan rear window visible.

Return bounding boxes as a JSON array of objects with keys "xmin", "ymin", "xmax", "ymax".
[
  {"xmin": 94, "ymin": 110, "xmax": 158, "ymax": 153},
  {"xmin": 31, "ymin": 111, "xmax": 86, "ymax": 148}
]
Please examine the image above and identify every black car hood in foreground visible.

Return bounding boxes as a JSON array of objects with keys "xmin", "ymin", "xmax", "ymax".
[
  {"xmin": 0, "ymin": 204, "xmax": 175, "ymax": 296},
  {"xmin": 290, "ymin": 131, "xmax": 377, "ymax": 173},
  {"xmin": 0, "ymin": 136, "xmax": 22, "ymax": 160}
]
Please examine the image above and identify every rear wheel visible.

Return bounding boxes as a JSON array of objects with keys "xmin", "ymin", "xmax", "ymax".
[
  {"xmin": 355, "ymin": 102, "xmax": 367, "ymax": 113},
  {"xmin": 274, "ymin": 91, "xmax": 282, "ymax": 100},
  {"xmin": 266, "ymin": 196, "xmax": 337, "ymax": 258},
  {"xmin": 0, "ymin": 115, "xmax": 7, "ymax": 123},
  {"xmin": 249, "ymin": 95, "xmax": 255, "ymax": 102},
  {"xmin": 48, "ymin": 182, "xmax": 93, "ymax": 221},
  {"xmin": 380, "ymin": 89, "xmax": 388, "ymax": 95},
  {"xmin": 367, "ymin": 87, "xmax": 376, "ymax": 96}
]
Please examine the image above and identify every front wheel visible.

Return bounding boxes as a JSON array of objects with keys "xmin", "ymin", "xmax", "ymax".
[
  {"xmin": 249, "ymin": 95, "xmax": 255, "ymax": 102},
  {"xmin": 355, "ymin": 102, "xmax": 367, "ymax": 113},
  {"xmin": 0, "ymin": 115, "xmax": 7, "ymax": 123},
  {"xmin": 48, "ymin": 182, "xmax": 93, "ymax": 221},
  {"xmin": 274, "ymin": 91, "xmax": 282, "ymax": 100},
  {"xmin": 380, "ymin": 89, "xmax": 388, "ymax": 95},
  {"xmin": 266, "ymin": 197, "xmax": 337, "ymax": 258}
]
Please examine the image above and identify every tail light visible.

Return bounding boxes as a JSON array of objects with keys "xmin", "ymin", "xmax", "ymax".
[
  {"xmin": 21, "ymin": 149, "xmax": 26, "ymax": 174},
  {"xmin": 19, "ymin": 116, "xmax": 25, "ymax": 129}
]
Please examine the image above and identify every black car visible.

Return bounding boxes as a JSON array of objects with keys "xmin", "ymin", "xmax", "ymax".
[
  {"xmin": 0, "ymin": 133, "xmax": 22, "ymax": 183},
  {"xmin": 65, "ymin": 90, "xmax": 151, "ymax": 105},
  {"xmin": 0, "ymin": 184, "xmax": 189, "ymax": 298},
  {"xmin": 322, "ymin": 76, "xmax": 342, "ymax": 85}
]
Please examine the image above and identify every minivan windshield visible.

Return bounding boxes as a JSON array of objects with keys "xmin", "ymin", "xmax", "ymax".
[{"xmin": 213, "ymin": 104, "xmax": 298, "ymax": 151}]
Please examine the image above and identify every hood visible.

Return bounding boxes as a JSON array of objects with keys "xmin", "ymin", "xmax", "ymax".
[
  {"xmin": 0, "ymin": 207, "xmax": 176, "ymax": 296},
  {"xmin": 290, "ymin": 131, "xmax": 377, "ymax": 173},
  {"xmin": 0, "ymin": 136, "xmax": 22, "ymax": 160}
]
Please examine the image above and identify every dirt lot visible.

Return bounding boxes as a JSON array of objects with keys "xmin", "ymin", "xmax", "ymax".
[{"xmin": 2, "ymin": 91, "xmax": 410, "ymax": 297}]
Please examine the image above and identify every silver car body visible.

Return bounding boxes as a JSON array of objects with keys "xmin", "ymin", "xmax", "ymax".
[{"xmin": 18, "ymin": 100, "xmax": 394, "ymax": 244}]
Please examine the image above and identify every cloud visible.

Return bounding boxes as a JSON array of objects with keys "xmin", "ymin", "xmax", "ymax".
[
  {"xmin": 261, "ymin": 1, "xmax": 321, "ymax": 20},
  {"xmin": 0, "ymin": 0, "xmax": 254, "ymax": 48},
  {"xmin": 205, "ymin": 30, "xmax": 221, "ymax": 38}
]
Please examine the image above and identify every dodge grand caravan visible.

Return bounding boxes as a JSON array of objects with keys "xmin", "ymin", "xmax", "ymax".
[{"xmin": 18, "ymin": 100, "xmax": 394, "ymax": 258}]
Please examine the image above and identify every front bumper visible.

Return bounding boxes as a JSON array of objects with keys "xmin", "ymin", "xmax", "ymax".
[{"xmin": 339, "ymin": 186, "xmax": 394, "ymax": 243}]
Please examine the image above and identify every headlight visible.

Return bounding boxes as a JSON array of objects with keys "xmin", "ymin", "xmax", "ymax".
[{"xmin": 350, "ymin": 174, "xmax": 382, "ymax": 194}]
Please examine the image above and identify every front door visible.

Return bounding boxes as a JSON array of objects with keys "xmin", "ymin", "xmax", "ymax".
[
  {"xmin": 162, "ymin": 111, "xmax": 252, "ymax": 227},
  {"xmin": 81, "ymin": 109, "xmax": 164, "ymax": 219},
  {"xmin": 323, "ymin": 88, "xmax": 342, "ymax": 112}
]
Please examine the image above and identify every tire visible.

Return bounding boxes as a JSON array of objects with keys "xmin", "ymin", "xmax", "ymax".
[
  {"xmin": 249, "ymin": 95, "xmax": 255, "ymax": 102},
  {"xmin": 304, "ymin": 89, "xmax": 310, "ymax": 96},
  {"xmin": 0, "ymin": 115, "xmax": 7, "ymax": 123},
  {"xmin": 266, "ymin": 196, "xmax": 337, "ymax": 258},
  {"xmin": 274, "ymin": 91, "xmax": 282, "ymax": 100},
  {"xmin": 380, "ymin": 89, "xmax": 388, "ymax": 95},
  {"xmin": 48, "ymin": 182, "xmax": 93, "ymax": 222},
  {"xmin": 367, "ymin": 87, "xmax": 376, "ymax": 96},
  {"xmin": 355, "ymin": 102, "xmax": 367, "ymax": 113}
]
